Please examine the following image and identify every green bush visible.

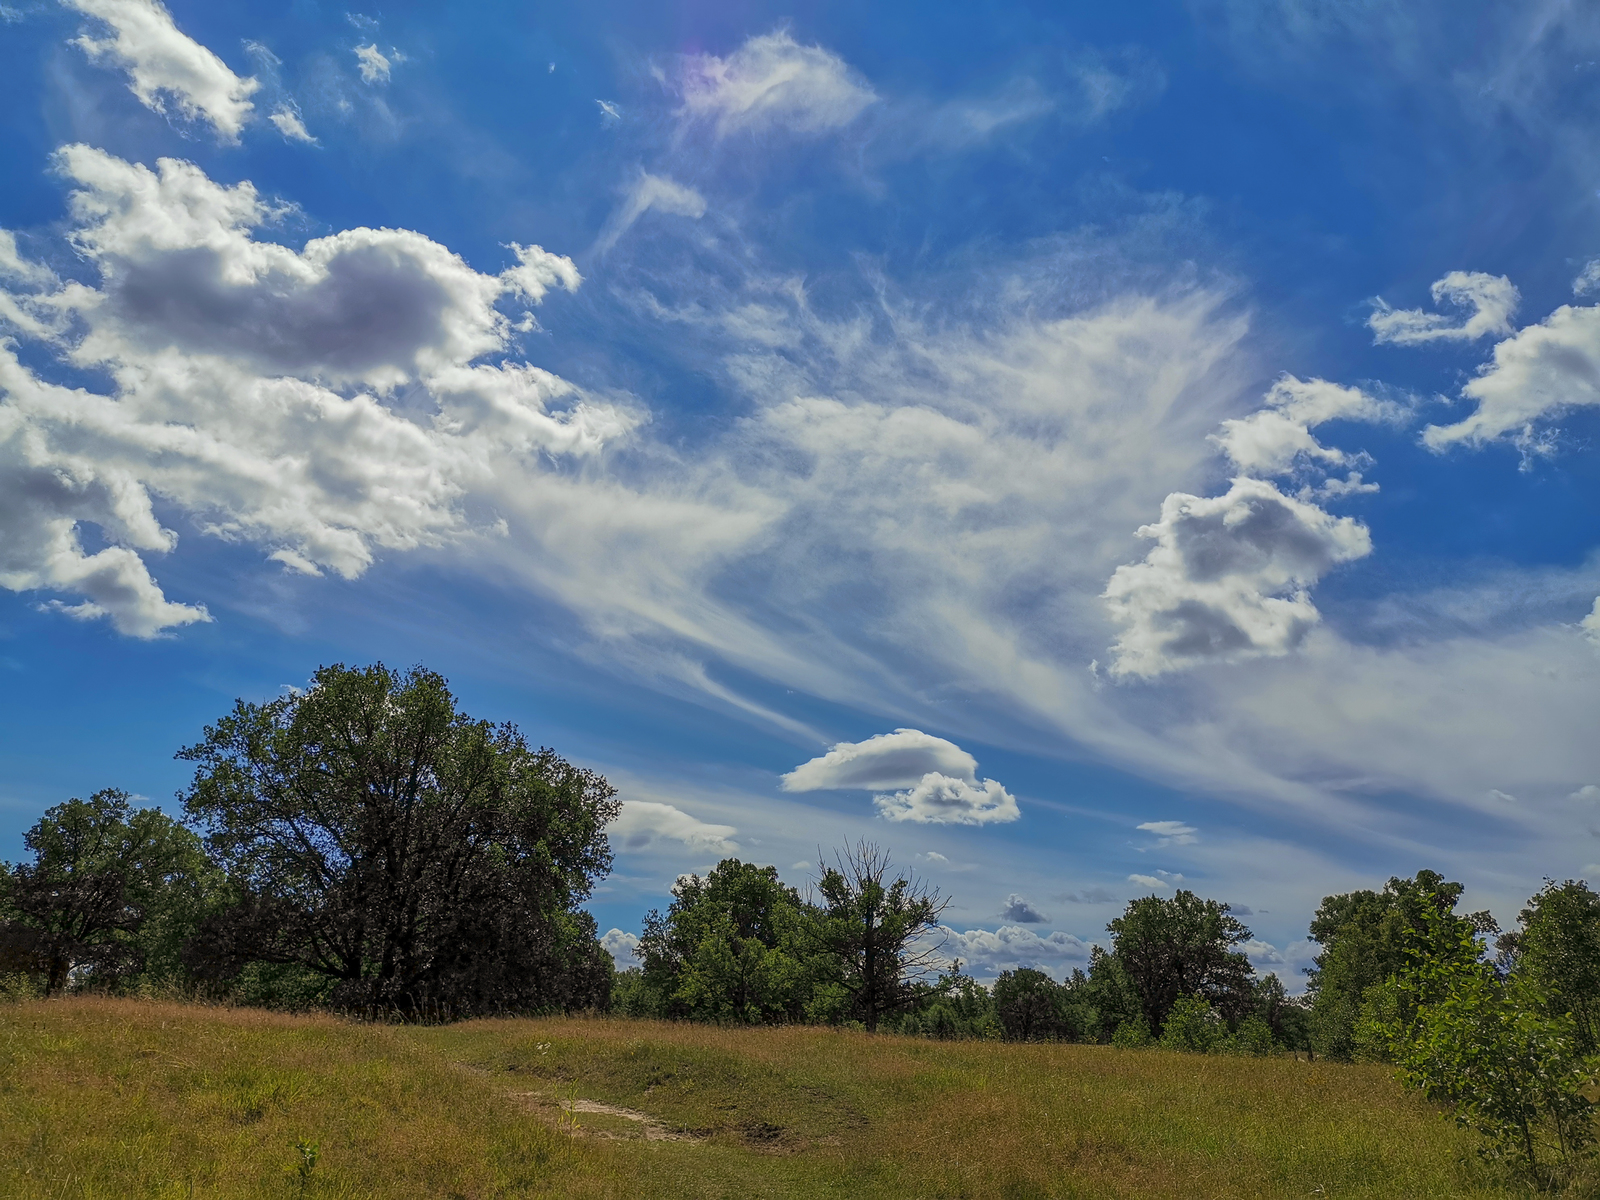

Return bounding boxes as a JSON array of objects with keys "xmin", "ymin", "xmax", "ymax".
[
  {"xmin": 1111, "ymin": 1015, "xmax": 1153, "ymax": 1047},
  {"xmin": 1160, "ymin": 994, "xmax": 1223, "ymax": 1053}
]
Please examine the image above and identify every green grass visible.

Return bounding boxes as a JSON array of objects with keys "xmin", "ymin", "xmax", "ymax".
[{"xmin": 0, "ymin": 998, "xmax": 1526, "ymax": 1198}]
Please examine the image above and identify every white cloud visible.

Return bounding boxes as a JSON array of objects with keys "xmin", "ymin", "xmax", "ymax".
[
  {"xmin": 1368, "ymin": 271, "xmax": 1519, "ymax": 346},
  {"xmin": 268, "ymin": 105, "xmax": 315, "ymax": 143},
  {"xmin": 1489, "ymin": 788, "xmax": 1517, "ymax": 803},
  {"xmin": 354, "ymin": 43, "xmax": 391, "ymax": 84},
  {"xmin": 678, "ymin": 30, "xmax": 876, "ymax": 137},
  {"xmin": 0, "ymin": 147, "xmax": 626, "ymax": 634},
  {"xmin": 64, "ymin": 0, "xmax": 259, "ymax": 141},
  {"xmin": 932, "ymin": 924, "xmax": 1091, "ymax": 978},
  {"xmin": 1574, "ymin": 260, "xmax": 1600, "ymax": 297},
  {"xmin": 597, "ymin": 99, "xmax": 621, "ymax": 123},
  {"xmin": 1572, "ymin": 785, "xmax": 1600, "ymax": 802},
  {"xmin": 1211, "ymin": 375, "xmax": 1400, "ymax": 478},
  {"xmin": 595, "ymin": 172, "xmax": 707, "ymax": 255},
  {"xmin": 1103, "ymin": 476, "xmax": 1373, "ymax": 678},
  {"xmin": 500, "ymin": 242, "xmax": 582, "ymax": 305},
  {"xmin": 1127, "ymin": 873, "xmax": 1166, "ymax": 889},
  {"xmin": 609, "ymin": 800, "xmax": 739, "ymax": 854},
  {"xmin": 1424, "ymin": 299, "xmax": 1600, "ymax": 448},
  {"xmin": 1000, "ymin": 894, "xmax": 1048, "ymax": 923},
  {"xmin": 874, "ymin": 773, "xmax": 1020, "ymax": 825},
  {"xmin": 1137, "ymin": 819, "xmax": 1197, "ymax": 846},
  {"xmin": 601, "ymin": 928, "xmax": 641, "ymax": 969},
  {"xmin": 783, "ymin": 728, "xmax": 978, "ymax": 791}
]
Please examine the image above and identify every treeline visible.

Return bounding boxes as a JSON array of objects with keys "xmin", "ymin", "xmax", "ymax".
[{"xmin": 0, "ymin": 664, "xmax": 618, "ymax": 1019}]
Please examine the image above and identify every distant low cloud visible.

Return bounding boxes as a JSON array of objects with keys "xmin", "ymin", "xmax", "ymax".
[
  {"xmin": 601, "ymin": 928, "xmax": 641, "ymax": 969},
  {"xmin": 933, "ymin": 925, "xmax": 1091, "ymax": 977},
  {"xmin": 1057, "ymin": 887, "xmax": 1118, "ymax": 905},
  {"xmin": 594, "ymin": 171, "xmax": 706, "ymax": 254},
  {"xmin": 1137, "ymin": 819, "xmax": 1197, "ymax": 846},
  {"xmin": 1127, "ymin": 869, "xmax": 1184, "ymax": 891},
  {"xmin": 64, "ymin": 0, "xmax": 259, "ymax": 141},
  {"xmin": 1369, "ymin": 271, "xmax": 1519, "ymax": 346},
  {"xmin": 610, "ymin": 800, "xmax": 739, "ymax": 854},
  {"xmin": 785, "ymin": 728, "xmax": 1018, "ymax": 825},
  {"xmin": 678, "ymin": 30, "xmax": 875, "ymax": 137},
  {"xmin": 1000, "ymin": 894, "xmax": 1048, "ymax": 923}
]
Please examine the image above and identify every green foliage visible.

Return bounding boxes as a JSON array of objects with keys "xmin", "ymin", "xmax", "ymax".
[
  {"xmin": 637, "ymin": 859, "xmax": 824, "ymax": 1024},
  {"xmin": 1369, "ymin": 896, "xmax": 1596, "ymax": 1188},
  {"xmin": 1111, "ymin": 1015, "xmax": 1153, "ymax": 1047},
  {"xmin": 813, "ymin": 842, "xmax": 948, "ymax": 1033},
  {"xmin": 1218, "ymin": 1015, "xmax": 1278, "ymax": 1056},
  {"xmin": 993, "ymin": 967, "xmax": 1069, "ymax": 1041},
  {"xmin": 1498, "ymin": 879, "xmax": 1600, "ymax": 1056},
  {"xmin": 1305, "ymin": 870, "xmax": 1494, "ymax": 1061},
  {"xmin": 1160, "ymin": 993, "xmax": 1223, "ymax": 1052},
  {"xmin": 179, "ymin": 662, "xmax": 619, "ymax": 1018},
  {"xmin": 0, "ymin": 790, "xmax": 221, "ymax": 996},
  {"xmin": 1106, "ymin": 889, "xmax": 1256, "ymax": 1035},
  {"xmin": 889, "ymin": 964, "xmax": 1002, "ymax": 1040}
]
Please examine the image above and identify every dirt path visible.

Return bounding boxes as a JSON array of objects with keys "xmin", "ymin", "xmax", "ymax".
[{"xmin": 508, "ymin": 1092, "xmax": 694, "ymax": 1141}]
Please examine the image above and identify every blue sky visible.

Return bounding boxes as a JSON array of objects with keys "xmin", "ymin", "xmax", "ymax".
[{"xmin": 3, "ymin": 0, "xmax": 1600, "ymax": 985}]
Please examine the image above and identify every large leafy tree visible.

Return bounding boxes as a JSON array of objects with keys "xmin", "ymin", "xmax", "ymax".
[
  {"xmin": 637, "ymin": 858, "xmax": 821, "ymax": 1024},
  {"xmin": 813, "ymin": 842, "xmax": 947, "ymax": 1033},
  {"xmin": 1305, "ymin": 869, "xmax": 1494, "ymax": 1060},
  {"xmin": 1, "ymin": 790, "xmax": 217, "ymax": 994},
  {"xmin": 1106, "ymin": 889, "xmax": 1255, "ymax": 1034},
  {"xmin": 179, "ymin": 662, "xmax": 619, "ymax": 1018},
  {"xmin": 1497, "ymin": 879, "xmax": 1600, "ymax": 1055}
]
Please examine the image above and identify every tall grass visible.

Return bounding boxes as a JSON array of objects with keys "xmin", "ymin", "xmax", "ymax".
[{"xmin": 3, "ymin": 998, "xmax": 1519, "ymax": 1198}]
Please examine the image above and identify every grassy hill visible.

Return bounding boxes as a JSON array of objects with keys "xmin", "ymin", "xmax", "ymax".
[{"xmin": 1, "ymin": 997, "xmax": 1514, "ymax": 1198}]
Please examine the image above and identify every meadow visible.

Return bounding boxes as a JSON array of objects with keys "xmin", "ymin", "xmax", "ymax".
[{"xmin": 0, "ymin": 997, "xmax": 1522, "ymax": 1199}]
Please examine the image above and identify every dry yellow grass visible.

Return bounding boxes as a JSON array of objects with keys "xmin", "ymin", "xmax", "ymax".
[{"xmin": 2, "ymin": 998, "xmax": 1520, "ymax": 1198}]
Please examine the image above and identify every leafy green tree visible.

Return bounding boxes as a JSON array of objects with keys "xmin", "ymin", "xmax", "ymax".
[
  {"xmin": 1497, "ymin": 879, "xmax": 1600, "ymax": 1055},
  {"xmin": 889, "ymin": 963, "xmax": 1001, "ymax": 1040},
  {"xmin": 1106, "ymin": 890, "xmax": 1255, "ymax": 1035},
  {"xmin": 994, "ymin": 968, "xmax": 1067, "ymax": 1041},
  {"xmin": 1159, "ymin": 993, "xmax": 1223, "ymax": 1052},
  {"xmin": 813, "ymin": 842, "xmax": 948, "ymax": 1033},
  {"xmin": 1082, "ymin": 945, "xmax": 1140, "ymax": 1041},
  {"xmin": 1306, "ymin": 870, "xmax": 1495, "ymax": 1061},
  {"xmin": 1375, "ymin": 899, "xmax": 1594, "ymax": 1187},
  {"xmin": 0, "ymin": 791, "xmax": 217, "ymax": 995},
  {"xmin": 637, "ymin": 859, "xmax": 821, "ymax": 1024},
  {"xmin": 179, "ymin": 663, "xmax": 619, "ymax": 1018}
]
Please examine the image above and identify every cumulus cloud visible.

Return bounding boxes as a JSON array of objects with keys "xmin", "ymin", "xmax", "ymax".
[
  {"xmin": 0, "ymin": 147, "xmax": 626, "ymax": 634},
  {"xmin": 874, "ymin": 774, "xmax": 1019, "ymax": 825},
  {"xmin": 678, "ymin": 30, "xmax": 876, "ymax": 137},
  {"xmin": 1572, "ymin": 785, "xmax": 1600, "ymax": 802},
  {"xmin": 1103, "ymin": 476, "xmax": 1372, "ymax": 678},
  {"xmin": 601, "ymin": 928, "xmax": 641, "ymax": 969},
  {"xmin": 64, "ymin": 0, "xmax": 259, "ymax": 141},
  {"xmin": 1000, "ymin": 894, "xmax": 1048, "ymax": 923},
  {"xmin": 354, "ymin": 43, "xmax": 392, "ymax": 84},
  {"xmin": 783, "ymin": 728, "xmax": 978, "ymax": 791},
  {"xmin": 594, "ymin": 172, "xmax": 707, "ymax": 255},
  {"xmin": 1368, "ymin": 271, "xmax": 1520, "ymax": 346},
  {"xmin": 1127, "ymin": 869, "xmax": 1184, "ymax": 890},
  {"xmin": 1424, "ymin": 299, "xmax": 1600, "ymax": 448},
  {"xmin": 609, "ymin": 800, "xmax": 739, "ymax": 854},
  {"xmin": 933, "ymin": 925, "xmax": 1091, "ymax": 977},
  {"xmin": 1137, "ymin": 819, "xmax": 1197, "ymax": 846},
  {"xmin": 1211, "ymin": 375, "xmax": 1399, "ymax": 479},
  {"xmin": 784, "ymin": 728, "xmax": 1017, "ymax": 824}
]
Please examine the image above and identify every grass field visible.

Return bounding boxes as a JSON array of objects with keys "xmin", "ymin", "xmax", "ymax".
[{"xmin": 0, "ymin": 997, "xmax": 1522, "ymax": 1198}]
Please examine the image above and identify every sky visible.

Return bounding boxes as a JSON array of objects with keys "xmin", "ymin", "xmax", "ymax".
[{"xmin": 2, "ymin": 0, "xmax": 1599, "ymax": 988}]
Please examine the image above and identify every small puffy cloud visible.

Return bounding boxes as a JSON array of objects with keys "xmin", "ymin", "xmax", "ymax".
[
  {"xmin": 783, "ymin": 728, "xmax": 978, "ymax": 791},
  {"xmin": 1001, "ymin": 894, "xmax": 1048, "ymax": 923},
  {"xmin": 268, "ymin": 105, "xmax": 315, "ymax": 143},
  {"xmin": 1369, "ymin": 271, "xmax": 1519, "ymax": 346},
  {"xmin": 1211, "ymin": 375, "xmax": 1400, "ymax": 478},
  {"xmin": 609, "ymin": 800, "xmax": 739, "ymax": 854},
  {"xmin": 874, "ymin": 773, "xmax": 1019, "ymax": 825},
  {"xmin": 1489, "ymin": 788, "xmax": 1518, "ymax": 804},
  {"xmin": 354, "ymin": 43, "xmax": 392, "ymax": 84},
  {"xmin": 595, "ymin": 172, "xmax": 707, "ymax": 255},
  {"xmin": 918, "ymin": 851, "xmax": 949, "ymax": 863},
  {"xmin": 597, "ymin": 99, "xmax": 621, "ymax": 123},
  {"xmin": 601, "ymin": 928, "xmax": 641, "ymax": 969},
  {"xmin": 1137, "ymin": 819, "xmax": 1197, "ymax": 846},
  {"xmin": 1571, "ymin": 784, "xmax": 1600, "ymax": 802},
  {"xmin": 1574, "ymin": 261, "xmax": 1600, "ymax": 297},
  {"xmin": 934, "ymin": 925, "xmax": 1091, "ymax": 977},
  {"xmin": 1103, "ymin": 476, "xmax": 1373, "ymax": 678},
  {"xmin": 1127, "ymin": 869, "xmax": 1185, "ymax": 891},
  {"xmin": 501, "ymin": 242, "xmax": 581, "ymax": 305},
  {"xmin": 678, "ymin": 30, "xmax": 876, "ymax": 138},
  {"xmin": 64, "ymin": 0, "xmax": 259, "ymax": 141},
  {"xmin": 1242, "ymin": 939, "xmax": 1284, "ymax": 966},
  {"xmin": 1424, "ymin": 301, "xmax": 1600, "ymax": 448}
]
